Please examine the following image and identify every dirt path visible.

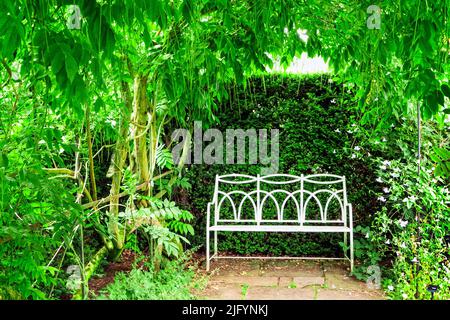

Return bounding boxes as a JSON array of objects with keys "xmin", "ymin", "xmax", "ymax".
[{"xmin": 196, "ymin": 259, "xmax": 384, "ymax": 300}]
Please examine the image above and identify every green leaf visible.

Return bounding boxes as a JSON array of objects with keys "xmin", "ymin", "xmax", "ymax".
[
  {"xmin": 441, "ymin": 84, "xmax": 450, "ymax": 98},
  {"xmin": 51, "ymin": 51, "xmax": 65, "ymax": 74},
  {"xmin": 0, "ymin": 152, "xmax": 8, "ymax": 169},
  {"xmin": 64, "ymin": 53, "xmax": 78, "ymax": 83}
]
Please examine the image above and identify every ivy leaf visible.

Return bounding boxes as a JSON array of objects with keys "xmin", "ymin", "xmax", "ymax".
[{"xmin": 441, "ymin": 84, "xmax": 450, "ymax": 98}]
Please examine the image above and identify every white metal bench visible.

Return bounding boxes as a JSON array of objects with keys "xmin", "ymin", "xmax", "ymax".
[{"xmin": 206, "ymin": 173, "xmax": 354, "ymax": 272}]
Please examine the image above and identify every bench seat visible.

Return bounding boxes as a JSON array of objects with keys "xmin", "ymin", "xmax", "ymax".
[{"xmin": 209, "ymin": 225, "xmax": 351, "ymax": 233}]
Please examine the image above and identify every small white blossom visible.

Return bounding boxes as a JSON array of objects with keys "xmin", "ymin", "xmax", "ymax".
[
  {"xmin": 351, "ymin": 154, "xmax": 357, "ymax": 159},
  {"xmin": 388, "ymin": 285, "xmax": 394, "ymax": 291},
  {"xmin": 383, "ymin": 160, "xmax": 391, "ymax": 166},
  {"xmin": 378, "ymin": 196, "xmax": 387, "ymax": 202},
  {"xmin": 331, "ymin": 99, "xmax": 336, "ymax": 104},
  {"xmin": 380, "ymin": 165, "xmax": 387, "ymax": 170},
  {"xmin": 382, "ymin": 137, "xmax": 387, "ymax": 142},
  {"xmin": 335, "ymin": 128, "xmax": 341, "ymax": 133},
  {"xmin": 399, "ymin": 220, "xmax": 408, "ymax": 228},
  {"xmin": 411, "ymin": 257, "xmax": 418, "ymax": 263},
  {"xmin": 354, "ymin": 146, "xmax": 361, "ymax": 151},
  {"xmin": 402, "ymin": 293, "xmax": 408, "ymax": 299},
  {"xmin": 365, "ymin": 233, "xmax": 370, "ymax": 239},
  {"xmin": 400, "ymin": 242, "xmax": 407, "ymax": 248},
  {"xmin": 376, "ymin": 177, "xmax": 383, "ymax": 183},
  {"xmin": 383, "ymin": 187, "xmax": 390, "ymax": 193},
  {"xmin": 385, "ymin": 239, "xmax": 390, "ymax": 245}
]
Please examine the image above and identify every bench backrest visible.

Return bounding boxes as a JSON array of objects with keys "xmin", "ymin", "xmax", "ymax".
[{"xmin": 212, "ymin": 174, "xmax": 348, "ymax": 225}]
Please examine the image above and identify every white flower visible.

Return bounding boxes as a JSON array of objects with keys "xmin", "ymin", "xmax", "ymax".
[
  {"xmin": 351, "ymin": 154, "xmax": 356, "ymax": 159},
  {"xmin": 378, "ymin": 196, "xmax": 387, "ymax": 202},
  {"xmin": 400, "ymin": 242, "xmax": 407, "ymax": 248},
  {"xmin": 331, "ymin": 99, "xmax": 336, "ymax": 104},
  {"xmin": 380, "ymin": 165, "xmax": 387, "ymax": 170},
  {"xmin": 408, "ymin": 195, "xmax": 416, "ymax": 202},
  {"xmin": 335, "ymin": 128, "xmax": 341, "ymax": 133},
  {"xmin": 354, "ymin": 146, "xmax": 361, "ymax": 151},
  {"xmin": 365, "ymin": 233, "xmax": 370, "ymax": 239},
  {"xmin": 411, "ymin": 257, "xmax": 418, "ymax": 263},
  {"xmin": 367, "ymin": 152, "xmax": 371, "ymax": 157},
  {"xmin": 402, "ymin": 293, "xmax": 408, "ymax": 299},
  {"xmin": 351, "ymin": 123, "xmax": 357, "ymax": 127},
  {"xmin": 333, "ymin": 149, "xmax": 336, "ymax": 154},
  {"xmin": 347, "ymin": 130, "xmax": 353, "ymax": 134},
  {"xmin": 399, "ymin": 220, "xmax": 408, "ymax": 228},
  {"xmin": 391, "ymin": 124, "xmax": 395, "ymax": 128},
  {"xmin": 385, "ymin": 239, "xmax": 390, "ymax": 245},
  {"xmin": 382, "ymin": 137, "xmax": 387, "ymax": 142},
  {"xmin": 383, "ymin": 160, "xmax": 391, "ymax": 166},
  {"xmin": 376, "ymin": 177, "xmax": 383, "ymax": 183},
  {"xmin": 388, "ymin": 285, "xmax": 394, "ymax": 291},
  {"xmin": 383, "ymin": 187, "xmax": 390, "ymax": 193}
]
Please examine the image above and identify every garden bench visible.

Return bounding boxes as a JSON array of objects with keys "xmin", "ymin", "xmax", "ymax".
[{"xmin": 206, "ymin": 174, "xmax": 354, "ymax": 272}]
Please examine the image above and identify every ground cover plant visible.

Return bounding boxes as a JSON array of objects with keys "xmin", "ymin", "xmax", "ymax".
[{"xmin": 0, "ymin": 0, "xmax": 449, "ymax": 300}]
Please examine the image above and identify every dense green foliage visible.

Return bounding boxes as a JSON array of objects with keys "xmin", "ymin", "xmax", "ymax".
[
  {"xmin": 186, "ymin": 74, "xmax": 381, "ymax": 256},
  {"xmin": 97, "ymin": 253, "xmax": 201, "ymax": 300},
  {"xmin": 186, "ymin": 74, "xmax": 450, "ymax": 299},
  {"xmin": 1, "ymin": 0, "xmax": 450, "ymax": 300}
]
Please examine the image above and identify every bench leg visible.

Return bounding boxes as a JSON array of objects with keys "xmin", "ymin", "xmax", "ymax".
[
  {"xmin": 206, "ymin": 228, "xmax": 210, "ymax": 271},
  {"xmin": 350, "ymin": 230, "xmax": 354, "ymax": 273},
  {"xmin": 214, "ymin": 231, "xmax": 218, "ymax": 258},
  {"xmin": 344, "ymin": 232, "xmax": 348, "ymax": 258}
]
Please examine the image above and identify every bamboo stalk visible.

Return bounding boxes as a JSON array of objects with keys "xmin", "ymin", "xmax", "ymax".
[
  {"xmin": 82, "ymin": 171, "xmax": 173, "ymax": 209},
  {"xmin": 72, "ymin": 246, "xmax": 108, "ymax": 300},
  {"xmin": 86, "ymin": 105, "xmax": 98, "ymax": 201}
]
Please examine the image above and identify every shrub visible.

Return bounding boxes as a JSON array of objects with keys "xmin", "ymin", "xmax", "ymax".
[{"xmin": 184, "ymin": 74, "xmax": 382, "ymax": 256}]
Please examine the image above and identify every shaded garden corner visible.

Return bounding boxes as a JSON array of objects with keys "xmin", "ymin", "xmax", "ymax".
[{"xmin": 196, "ymin": 259, "xmax": 384, "ymax": 300}]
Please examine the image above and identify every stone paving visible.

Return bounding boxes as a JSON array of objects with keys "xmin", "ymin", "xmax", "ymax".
[{"xmin": 197, "ymin": 259, "xmax": 384, "ymax": 300}]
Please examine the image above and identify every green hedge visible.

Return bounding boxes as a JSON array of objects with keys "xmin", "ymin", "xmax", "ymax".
[{"xmin": 184, "ymin": 74, "xmax": 382, "ymax": 256}]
